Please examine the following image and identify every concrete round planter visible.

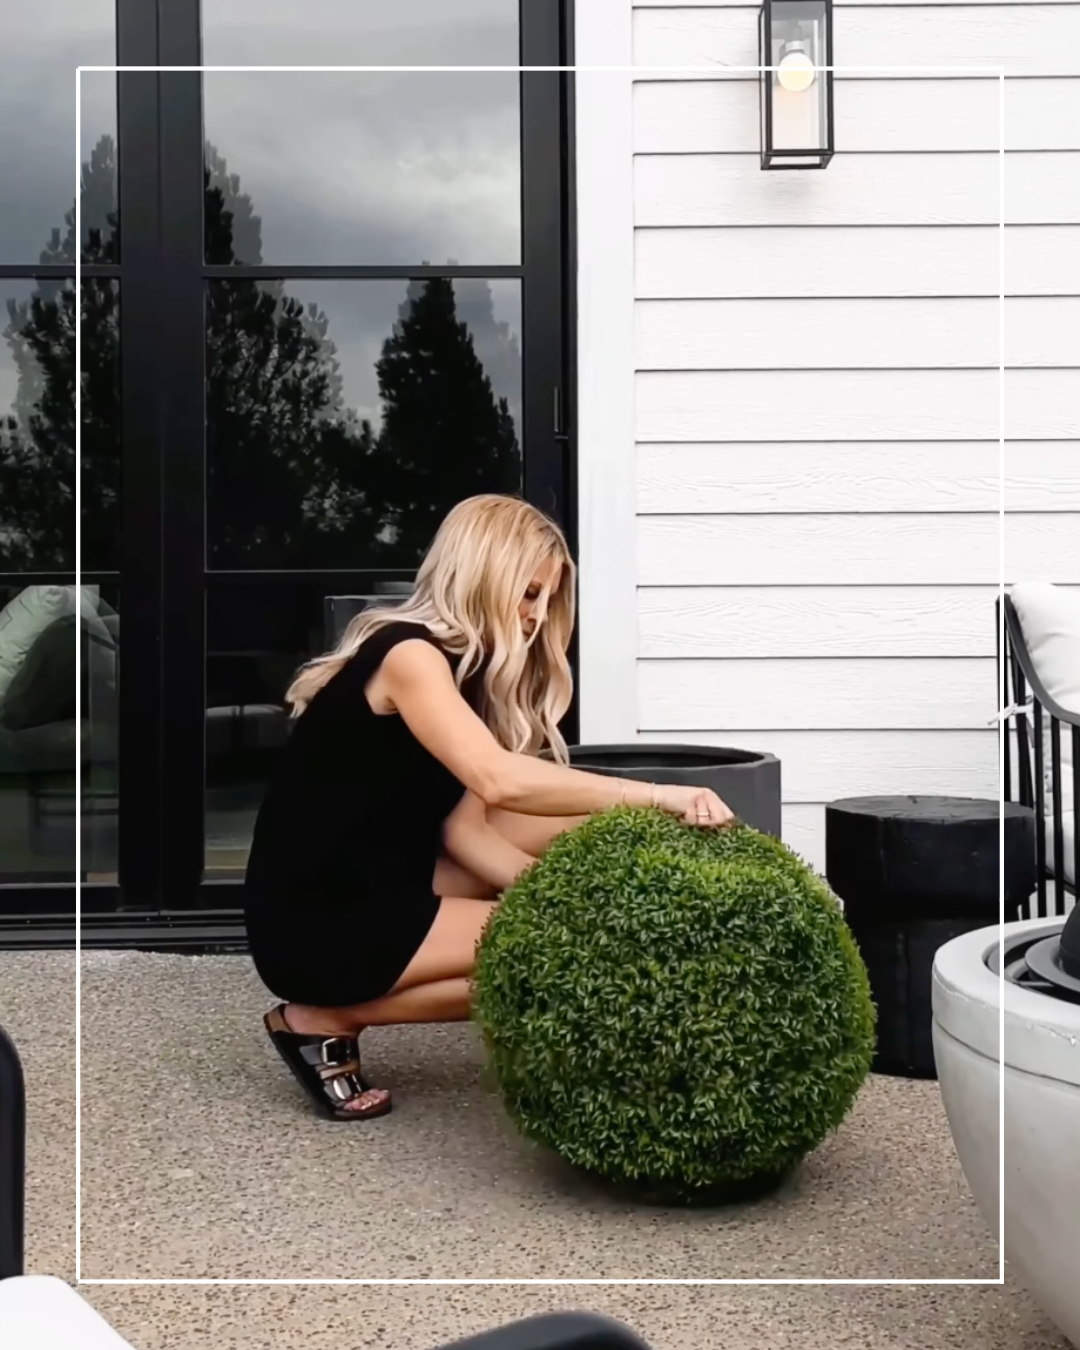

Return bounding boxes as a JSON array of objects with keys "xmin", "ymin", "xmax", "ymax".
[
  {"xmin": 561, "ymin": 744, "xmax": 782, "ymax": 839},
  {"xmin": 932, "ymin": 916, "xmax": 1080, "ymax": 1346}
]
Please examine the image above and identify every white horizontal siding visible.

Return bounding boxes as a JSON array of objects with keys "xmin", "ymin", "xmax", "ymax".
[
  {"xmin": 1008, "ymin": 444, "xmax": 1080, "ymax": 508},
  {"xmin": 635, "ymin": 154, "xmax": 1080, "ymax": 227},
  {"xmin": 576, "ymin": 6, "xmax": 638, "ymax": 743},
  {"xmin": 637, "ymin": 514, "xmax": 1080, "ymax": 586},
  {"xmin": 577, "ymin": 0, "xmax": 1078, "ymax": 876},
  {"xmin": 639, "ymin": 587, "xmax": 1002, "ymax": 657},
  {"xmin": 636, "ymin": 369, "xmax": 1080, "ymax": 441},
  {"xmin": 640, "ymin": 585, "xmax": 1080, "ymax": 658},
  {"xmin": 635, "ymin": 226, "xmax": 1080, "ymax": 299},
  {"xmin": 633, "ymin": 7, "xmax": 1080, "ymax": 77},
  {"xmin": 638, "ymin": 729, "xmax": 999, "ymax": 801},
  {"xmin": 634, "ymin": 77, "xmax": 1080, "ymax": 153},
  {"xmin": 638, "ymin": 657, "xmax": 993, "ymax": 729},
  {"xmin": 782, "ymin": 806, "xmax": 827, "ymax": 873},
  {"xmin": 638, "ymin": 443, "xmax": 1080, "ymax": 513},
  {"xmin": 636, "ymin": 297, "xmax": 1080, "ymax": 369}
]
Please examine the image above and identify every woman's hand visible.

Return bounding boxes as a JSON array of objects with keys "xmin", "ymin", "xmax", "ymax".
[{"xmin": 652, "ymin": 783, "xmax": 735, "ymax": 829}]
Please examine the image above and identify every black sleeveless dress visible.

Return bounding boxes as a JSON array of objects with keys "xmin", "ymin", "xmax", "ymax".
[{"xmin": 244, "ymin": 621, "xmax": 481, "ymax": 1007}]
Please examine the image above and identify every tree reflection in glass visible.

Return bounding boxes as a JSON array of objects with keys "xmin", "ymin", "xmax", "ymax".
[
  {"xmin": 0, "ymin": 135, "xmax": 120, "ymax": 574},
  {"xmin": 204, "ymin": 144, "xmax": 522, "ymax": 570}
]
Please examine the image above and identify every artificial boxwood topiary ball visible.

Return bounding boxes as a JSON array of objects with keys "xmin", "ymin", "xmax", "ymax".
[{"xmin": 473, "ymin": 808, "xmax": 876, "ymax": 1203}]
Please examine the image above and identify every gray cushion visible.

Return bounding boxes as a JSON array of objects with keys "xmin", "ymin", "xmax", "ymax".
[{"xmin": 0, "ymin": 615, "xmax": 77, "ymax": 731}]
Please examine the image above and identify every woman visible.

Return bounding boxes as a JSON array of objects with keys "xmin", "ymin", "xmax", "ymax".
[{"xmin": 245, "ymin": 494, "xmax": 733, "ymax": 1121}]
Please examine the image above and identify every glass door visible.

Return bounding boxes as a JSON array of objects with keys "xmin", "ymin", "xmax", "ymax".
[{"xmin": 93, "ymin": 0, "xmax": 573, "ymax": 924}]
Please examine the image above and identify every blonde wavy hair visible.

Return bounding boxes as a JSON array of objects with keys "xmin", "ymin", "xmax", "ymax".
[{"xmin": 285, "ymin": 494, "xmax": 577, "ymax": 762}]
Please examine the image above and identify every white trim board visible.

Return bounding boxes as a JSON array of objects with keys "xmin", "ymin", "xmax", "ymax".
[{"xmin": 575, "ymin": 7, "xmax": 638, "ymax": 742}]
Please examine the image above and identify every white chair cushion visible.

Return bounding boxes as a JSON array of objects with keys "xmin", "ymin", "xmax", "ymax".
[
  {"xmin": 0, "ymin": 1275, "xmax": 137, "ymax": 1348},
  {"xmin": 0, "ymin": 588, "xmax": 70, "ymax": 700},
  {"xmin": 1010, "ymin": 581, "xmax": 1079, "ymax": 811},
  {"xmin": 0, "ymin": 586, "xmax": 110, "ymax": 702}
]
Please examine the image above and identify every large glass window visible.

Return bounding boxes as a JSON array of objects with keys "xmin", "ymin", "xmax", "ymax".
[
  {"xmin": 0, "ymin": 275, "xmax": 119, "ymax": 893},
  {"xmin": 202, "ymin": 0, "xmax": 519, "ymax": 65},
  {"xmin": 0, "ymin": 579, "xmax": 119, "ymax": 886},
  {"xmin": 199, "ymin": 53, "xmax": 537, "ymax": 875},
  {"xmin": 202, "ymin": 4, "xmax": 520, "ymax": 265},
  {"xmin": 1, "ymin": 280, "xmax": 77, "ymax": 573},
  {"xmin": 0, "ymin": 0, "xmax": 568, "ymax": 929},
  {"xmin": 0, "ymin": 10, "xmax": 118, "ymax": 918},
  {"xmin": 183, "ymin": 0, "xmax": 565, "ymax": 892},
  {"xmin": 0, "ymin": 15, "xmax": 116, "ymax": 262},
  {"xmin": 0, "ymin": 279, "xmax": 121, "ymax": 575},
  {"xmin": 205, "ymin": 584, "xmax": 319, "ymax": 879},
  {"xmin": 202, "ymin": 72, "xmax": 520, "ymax": 266},
  {"xmin": 0, "ymin": 582, "xmax": 76, "ymax": 885},
  {"xmin": 82, "ymin": 587, "xmax": 119, "ymax": 883},
  {"xmin": 206, "ymin": 277, "xmax": 522, "ymax": 570}
]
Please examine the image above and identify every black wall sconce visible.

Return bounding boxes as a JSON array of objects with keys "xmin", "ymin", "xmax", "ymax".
[{"xmin": 759, "ymin": 0, "xmax": 835, "ymax": 169}]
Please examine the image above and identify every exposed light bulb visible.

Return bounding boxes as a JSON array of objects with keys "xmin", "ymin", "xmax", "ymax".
[{"xmin": 777, "ymin": 48, "xmax": 816, "ymax": 93}]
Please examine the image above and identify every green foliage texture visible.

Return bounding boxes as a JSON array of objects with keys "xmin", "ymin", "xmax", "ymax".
[{"xmin": 473, "ymin": 808, "xmax": 876, "ymax": 1201}]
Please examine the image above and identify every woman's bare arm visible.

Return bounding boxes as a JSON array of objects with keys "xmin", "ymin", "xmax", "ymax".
[
  {"xmin": 442, "ymin": 791, "xmax": 537, "ymax": 891},
  {"xmin": 378, "ymin": 639, "xmax": 655, "ymax": 816}
]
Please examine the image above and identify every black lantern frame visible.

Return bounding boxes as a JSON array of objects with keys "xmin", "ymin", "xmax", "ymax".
[{"xmin": 759, "ymin": 0, "xmax": 835, "ymax": 170}]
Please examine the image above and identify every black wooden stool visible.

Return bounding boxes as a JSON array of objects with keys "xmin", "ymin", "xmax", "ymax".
[{"xmin": 825, "ymin": 796, "xmax": 1036, "ymax": 1078}]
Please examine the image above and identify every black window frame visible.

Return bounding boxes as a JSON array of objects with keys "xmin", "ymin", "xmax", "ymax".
[{"xmin": 0, "ymin": 0, "xmax": 578, "ymax": 946}]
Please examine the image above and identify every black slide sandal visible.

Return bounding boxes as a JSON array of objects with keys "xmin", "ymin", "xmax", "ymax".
[{"xmin": 263, "ymin": 1004, "xmax": 392, "ymax": 1121}]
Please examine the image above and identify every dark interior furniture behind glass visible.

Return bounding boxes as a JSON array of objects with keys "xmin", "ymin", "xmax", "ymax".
[{"xmin": 0, "ymin": 607, "xmax": 118, "ymax": 882}]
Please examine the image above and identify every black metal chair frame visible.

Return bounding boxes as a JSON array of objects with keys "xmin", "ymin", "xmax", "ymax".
[
  {"xmin": 999, "ymin": 594, "xmax": 1079, "ymax": 918},
  {"xmin": 0, "ymin": 1022, "xmax": 26, "ymax": 1280},
  {"xmin": 435, "ymin": 1316, "xmax": 652, "ymax": 1350}
]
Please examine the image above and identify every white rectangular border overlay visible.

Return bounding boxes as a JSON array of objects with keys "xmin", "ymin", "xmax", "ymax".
[{"xmin": 75, "ymin": 60, "xmax": 1006, "ymax": 1287}]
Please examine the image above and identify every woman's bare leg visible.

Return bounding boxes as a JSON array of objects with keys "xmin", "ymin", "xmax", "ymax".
[
  {"xmin": 486, "ymin": 805, "xmax": 589, "ymax": 858},
  {"xmin": 340, "ymin": 977, "xmax": 471, "ymax": 1026},
  {"xmin": 433, "ymin": 853, "xmax": 498, "ymax": 901},
  {"xmin": 281, "ymin": 898, "xmax": 495, "ymax": 1113},
  {"xmin": 285, "ymin": 897, "xmax": 497, "ymax": 1037}
]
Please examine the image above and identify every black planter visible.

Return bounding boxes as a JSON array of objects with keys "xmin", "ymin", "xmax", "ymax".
[
  {"xmin": 561, "ymin": 744, "xmax": 782, "ymax": 839},
  {"xmin": 825, "ymin": 795, "xmax": 1037, "ymax": 1079}
]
